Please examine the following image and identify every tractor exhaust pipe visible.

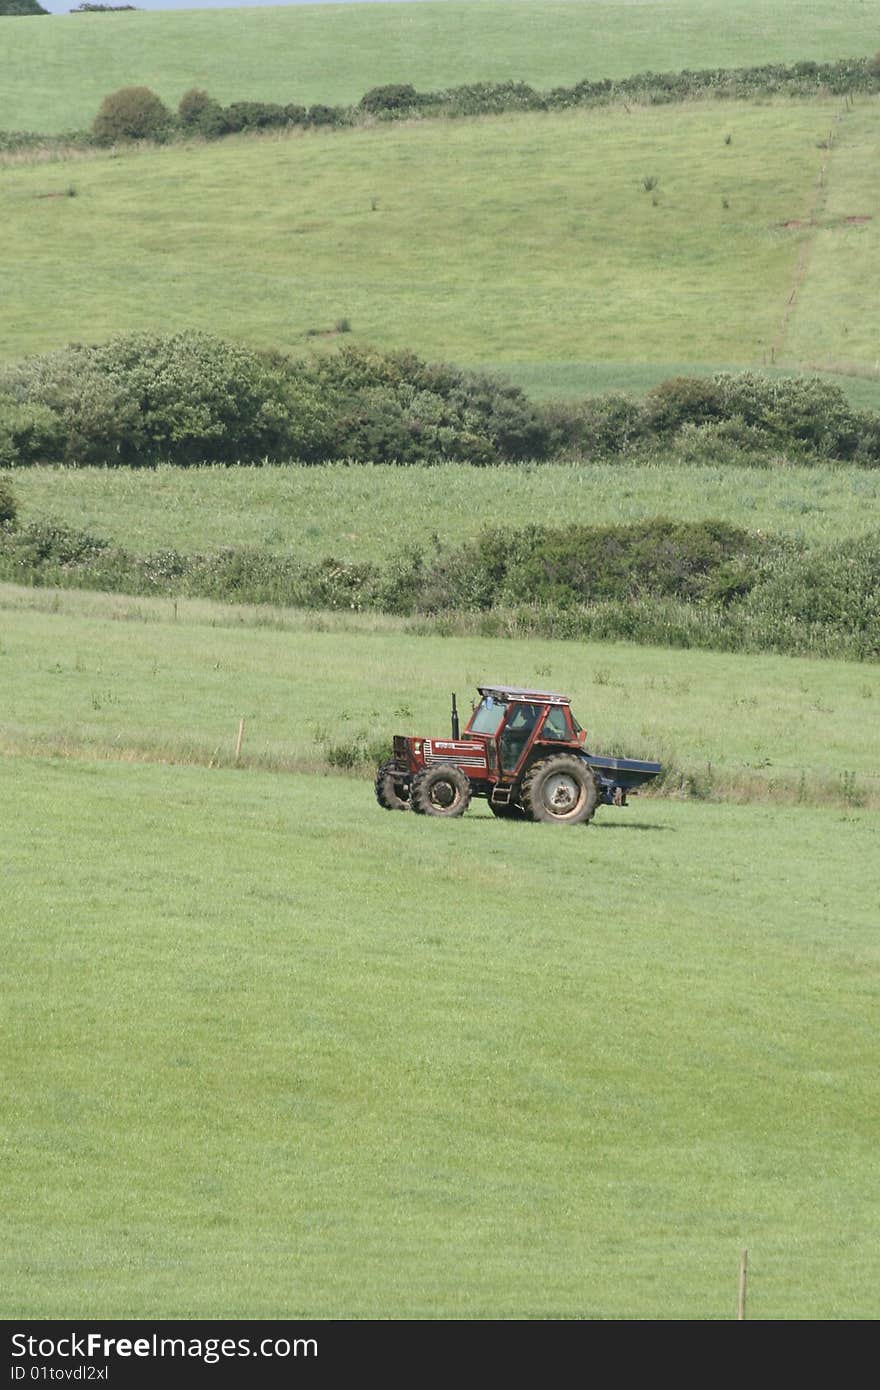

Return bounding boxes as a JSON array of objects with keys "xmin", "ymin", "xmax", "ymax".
[{"xmin": 451, "ymin": 692, "xmax": 460, "ymax": 740}]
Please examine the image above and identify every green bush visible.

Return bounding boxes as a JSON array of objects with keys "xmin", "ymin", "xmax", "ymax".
[
  {"xmin": 0, "ymin": 397, "xmax": 63, "ymax": 467},
  {"xmin": 0, "ymin": 333, "xmax": 297, "ymax": 466},
  {"xmin": 306, "ymin": 104, "xmax": 343, "ymax": 128},
  {"xmin": 440, "ymin": 81, "xmax": 545, "ymax": 116},
  {"xmin": 0, "ymin": 476, "xmax": 17, "ymax": 526},
  {"xmin": 497, "ymin": 519, "xmax": 761, "ymax": 607},
  {"xmin": 359, "ymin": 84, "xmax": 423, "ymax": 114},
  {"xmin": 544, "ymin": 392, "xmax": 649, "ymax": 458},
  {"xmin": 645, "ymin": 376, "xmax": 725, "ymax": 432},
  {"xmin": 746, "ymin": 531, "xmax": 880, "ymax": 658},
  {"xmin": 222, "ymin": 101, "xmax": 294, "ymax": 133},
  {"xmin": 92, "ymin": 86, "xmax": 172, "ymax": 145},
  {"xmin": 288, "ymin": 345, "xmax": 551, "ymax": 464},
  {"xmin": 548, "ymin": 372, "xmax": 880, "ymax": 464},
  {"xmin": 669, "ymin": 417, "xmax": 774, "ymax": 466},
  {"xmin": 94, "ymin": 332, "xmax": 298, "ymax": 465},
  {"xmin": 173, "ymin": 86, "xmax": 218, "ymax": 132},
  {"xmin": 712, "ymin": 372, "xmax": 868, "ymax": 460},
  {"xmin": 3, "ymin": 332, "xmax": 879, "ymax": 469},
  {"xmin": 409, "ymin": 519, "xmax": 764, "ymax": 614},
  {"xmin": 44, "ymin": 56, "xmax": 878, "ymax": 156}
]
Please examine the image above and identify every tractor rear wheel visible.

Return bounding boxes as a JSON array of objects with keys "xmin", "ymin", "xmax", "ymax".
[
  {"xmin": 520, "ymin": 755, "xmax": 599, "ymax": 826},
  {"xmin": 375, "ymin": 760, "xmax": 410, "ymax": 811},
  {"xmin": 411, "ymin": 764, "xmax": 472, "ymax": 818}
]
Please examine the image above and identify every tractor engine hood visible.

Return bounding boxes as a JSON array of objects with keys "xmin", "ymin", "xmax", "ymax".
[{"xmin": 394, "ymin": 734, "xmax": 490, "ymax": 775}]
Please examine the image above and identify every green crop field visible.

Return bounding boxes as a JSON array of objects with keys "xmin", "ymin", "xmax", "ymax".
[
  {"xmin": 10, "ymin": 460, "xmax": 880, "ymax": 564},
  {"xmin": 2, "ymin": 753, "xmax": 878, "ymax": 1318},
  {"xmin": 2, "ymin": 100, "xmax": 878, "ymax": 380},
  {"xmin": 1, "ymin": 0, "xmax": 877, "ymax": 136}
]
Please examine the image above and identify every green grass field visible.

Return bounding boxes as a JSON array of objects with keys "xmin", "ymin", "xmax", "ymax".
[
  {"xmin": 2, "ymin": 99, "xmax": 876, "ymax": 379},
  {"xmin": 2, "ymin": 0, "xmax": 877, "ymax": 135},
  {"xmin": 3, "ymin": 754, "xmax": 878, "ymax": 1318},
  {"xmin": 11, "ymin": 460, "xmax": 880, "ymax": 563},
  {"xmin": 3, "ymin": 583, "xmax": 878, "ymax": 806}
]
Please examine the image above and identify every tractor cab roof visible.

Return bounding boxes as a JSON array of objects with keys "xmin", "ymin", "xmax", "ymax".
[{"xmin": 477, "ymin": 684, "xmax": 571, "ymax": 706}]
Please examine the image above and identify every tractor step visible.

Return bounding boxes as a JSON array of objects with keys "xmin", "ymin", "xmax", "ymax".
[{"xmin": 490, "ymin": 786, "xmax": 514, "ymax": 806}]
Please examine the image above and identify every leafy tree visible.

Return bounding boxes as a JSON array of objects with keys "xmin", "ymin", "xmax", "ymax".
[
  {"xmin": 0, "ymin": 0, "xmax": 49, "ymax": 13},
  {"xmin": 92, "ymin": 87, "xmax": 172, "ymax": 144}
]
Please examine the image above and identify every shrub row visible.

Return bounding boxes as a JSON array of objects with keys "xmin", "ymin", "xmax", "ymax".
[
  {"xmin": 121, "ymin": 57, "xmax": 880, "ymax": 143},
  {"xmin": 2, "ymin": 507, "xmax": 877, "ymax": 660},
  {"xmin": 2, "ymin": 333, "xmax": 879, "ymax": 469},
  {"xmin": 551, "ymin": 373, "xmax": 880, "ymax": 465},
  {"xmin": 0, "ymin": 335, "xmax": 549, "ymax": 467},
  {"xmin": 3, "ymin": 55, "xmax": 879, "ymax": 153}
]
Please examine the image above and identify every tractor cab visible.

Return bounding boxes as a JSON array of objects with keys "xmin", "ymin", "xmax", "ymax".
[{"xmin": 464, "ymin": 686, "xmax": 585, "ymax": 777}]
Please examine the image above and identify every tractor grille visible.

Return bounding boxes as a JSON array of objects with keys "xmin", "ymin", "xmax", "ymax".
[{"xmin": 423, "ymin": 740, "xmax": 486, "ymax": 770}]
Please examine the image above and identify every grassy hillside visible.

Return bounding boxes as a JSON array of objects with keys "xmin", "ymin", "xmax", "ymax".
[
  {"xmin": 2, "ymin": 0, "xmax": 877, "ymax": 135},
  {"xmin": 784, "ymin": 107, "xmax": 880, "ymax": 374},
  {"xmin": 3, "ymin": 753, "xmax": 878, "ymax": 1317},
  {"xmin": 3, "ymin": 584, "xmax": 878, "ymax": 805},
  {"xmin": 11, "ymin": 462, "xmax": 880, "ymax": 564},
  {"xmin": 3, "ymin": 100, "xmax": 877, "ymax": 379}
]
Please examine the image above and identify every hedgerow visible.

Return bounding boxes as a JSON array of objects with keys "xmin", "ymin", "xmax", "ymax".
[
  {"xmin": 4, "ymin": 56, "xmax": 879, "ymax": 154},
  {"xmin": 2, "ymin": 516, "xmax": 877, "ymax": 660},
  {"xmin": 0, "ymin": 337, "xmax": 549, "ymax": 467},
  {"xmin": 107, "ymin": 58, "xmax": 880, "ymax": 141},
  {"xmin": 2, "ymin": 332, "xmax": 879, "ymax": 469}
]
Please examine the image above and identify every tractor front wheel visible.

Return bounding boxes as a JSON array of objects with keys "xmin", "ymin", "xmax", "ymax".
[
  {"xmin": 520, "ymin": 755, "xmax": 599, "ymax": 826},
  {"xmin": 375, "ymin": 760, "xmax": 410, "ymax": 811},
  {"xmin": 411, "ymin": 764, "xmax": 472, "ymax": 818}
]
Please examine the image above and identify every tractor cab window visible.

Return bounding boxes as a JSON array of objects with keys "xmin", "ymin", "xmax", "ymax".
[
  {"xmin": 500, "ymin": 702, "xmax": 541, "ymax": 771},
  {"xmin": 540, "ymin": 706, "xmax": 570, "ymax": 741},
  {"xmin": 468, "ymin": 696, "xmax": 508, "ymax": 734}
]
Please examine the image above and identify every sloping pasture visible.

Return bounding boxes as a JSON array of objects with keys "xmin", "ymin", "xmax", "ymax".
[{"xmin": 2, "ymin": 101, "xmax": 876, "ymax": 380}]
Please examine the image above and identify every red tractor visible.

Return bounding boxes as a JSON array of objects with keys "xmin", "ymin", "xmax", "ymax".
[{"xmin": 375, "ymin": 684, "xmax": 662, "ymax": 824}]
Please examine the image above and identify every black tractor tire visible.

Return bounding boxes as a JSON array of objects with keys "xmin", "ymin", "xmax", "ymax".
[
  {"xmin": 488, "ymin": 799, "xmax": 528, "ymax": 820},
  {"xmin": 410, "ymin": 764, "xmax": 472, "ymax": 818},
  {"xmin": 520, "ymin": 755, "xmax": 599, "ymax": 826},
  {"xmin": 375, "ymin": 760, "xmax": 410, "ymax": 811}
]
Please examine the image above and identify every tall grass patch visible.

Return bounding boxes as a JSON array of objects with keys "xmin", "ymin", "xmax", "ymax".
[{"xmin": 11, "ymin": 460, "xmax": 880, "ymax": 564}]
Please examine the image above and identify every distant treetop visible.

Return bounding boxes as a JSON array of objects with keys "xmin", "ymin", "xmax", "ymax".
[{"xmin": 0, "ymin": 0, "xmax": 50, "ymax": 13}]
